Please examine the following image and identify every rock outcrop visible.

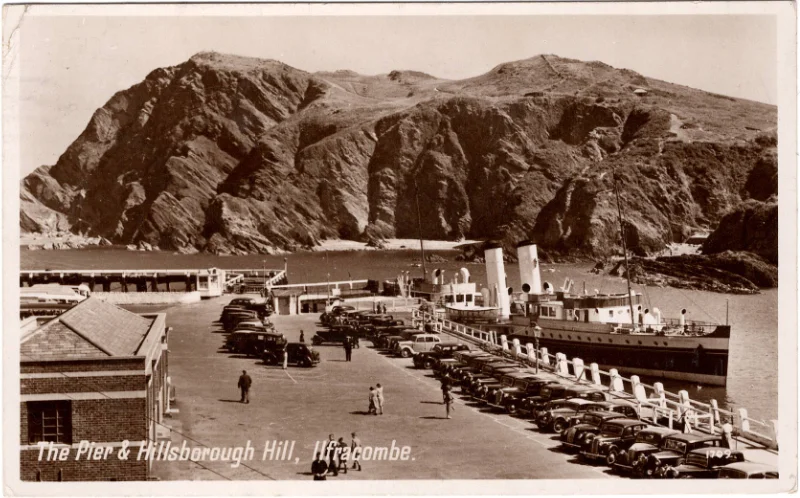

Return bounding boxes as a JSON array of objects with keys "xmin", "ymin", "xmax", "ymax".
[
  {"xmin": 21, "ymin": 52, "xmax": 777, "ymax": 258},
  {"xmin": 703, "ymin": 199, "xmax": 778, "ymax": 265}
]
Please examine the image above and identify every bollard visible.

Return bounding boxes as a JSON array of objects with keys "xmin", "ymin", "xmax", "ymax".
[
  {"xmin": 709, "ymin": 400, "xmax": 720, "ymax": 434},
  {"xmin": 525, "ymin": 343, "xmax": 536, "ymax": 362},
  {"xmin": 539, "ymin": 347, "xmax": 550, "ymax": 366},
  {"xmin": 573, "ymin": 358, "xmax": 585, "ymax": 381},
  {"xmin": 555, "ymin": 353, "xmax": 570, "ymax": 376},
  {"xmin": 770, "ymin": 420, "xmax": 778, "ymax": 442},
  {"xmin": 500, "ymin": 335, "xmax": 509, "ymax": 351},
  {"xmin": 589, "ymin": 363, "xmax": 602, "ymax": 385},
  {"xmin": 630, "ymin": 375, "xmax": 641, "ymax": 394},
  {"xmin": 608, "ymin": 369, "xmax": 624, "ymax": 392},
  {"xmin": 679, "ymin": 390, "xmax": 692, "ymax": 432},
  {"xmin": 737, "ymin": 408, "xmax": 750, "ymax": 433},
  {"xmin": 512, "ymin": 338, "xmax": 522, "ymax": 357}
]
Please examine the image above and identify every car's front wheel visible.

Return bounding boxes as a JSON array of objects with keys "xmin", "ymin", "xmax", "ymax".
[
  {"xmin": 606, "ymin": 448, "xmax": 619, "ymax": 466},
  {"xmin": 552, "ymin": 418, "xmax": 567, "ymax": 433},
  {"xmin": 423, "ymin": 359, "xmax": 433, "ymax": 368},
  {"xmin": 400, "ymin": 349, "xmax": 412, "ymax": 358},
  {"xmin": 507, "ymin": 403, "xmax": 517, "ymax": 415}
]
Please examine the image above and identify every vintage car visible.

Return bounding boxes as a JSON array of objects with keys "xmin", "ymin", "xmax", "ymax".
[
  {"xmin": 226, "ymin": 330, "xmax": 287, "ymax": 357},
  {"xmin": 229, "ymin": 297, "xmax": 272, "ymax": 317},
  {"xmin": 386, "ymin": 331, "xmax": 427, "ymax": 352},
  {"xmin": 535, "ymin": 398, "xmax": 599, "ymax": 432},
  {"xmin": 394, "ymin": 334, "xmax": 442, "ymax": 358},
  {"xmin": 559, "ymin": 411, "xmax": 627, "ymax": 451},
  {"xmin": 577, "ymin": 399, "xmax": 641, "ymax": 421},
  {"xmin": 262, "ymin": 342, "xmax": 320, "ymax": 367},
  {"xmin": 222, "ymin": 310, "xmax": 262, "ymax": 332},
  {"xmin": 579, "ymin": 418, "xmax": 650, "ymax": 464},
  {"xmin": 611, "ymin": 426, "xmax": 680, "ymax": 475},
  {"xmin": 413, "ymin": 343, "xmax": 471, "ymax": 369},
  {"xmin": 461, "ymin": 366, "xmax": 518, "ymax": 396},
  {"xmin": 717, "ymin": 462, "xmax": 779, "ymax": 479},
  {"xmin": 642, "ymin": 433, "xmax": 727, "ymax": 478},
  {"xmin": 433, "ymin": 357, "xmax": 463, "ymax": 378},
  {"xmin": 658, "ymin": 447, "xmax": 746, "ymax": 478},
  {"xmin": 470, "ymin": 366, "xmax": 524, "ymax": 402},
  {"xmin": 320, "ymin": 305, "xmax": 356, "ymax": 326},
  {"xmin": 523, "ymin": 384, "xmax": 610, "ymax": 419},
  {"xmin": 486, "ymin": 373, "xmax": 558, "ymax": 414},
  {"xmin": 311, "ymin": 327, "xmax": 353, "ymax": 345}
]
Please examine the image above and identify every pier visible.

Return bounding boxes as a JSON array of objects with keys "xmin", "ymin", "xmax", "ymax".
[
  {"xmin": 20, "ymin": 268, "xmax": 286, "ymax": 299},
  {"xmin": 413, "ymin": 309, "xmax": 779, "ymax": 464}
]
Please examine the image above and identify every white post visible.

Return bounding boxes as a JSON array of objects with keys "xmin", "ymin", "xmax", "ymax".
[
  {"xmin": 555, "ymin": 353, "xmax": 569, "ymax": 376},
  {"xmin": 512, "ymin": 338, "xmax": 522, "ymax": 357},
  {"xmin": 710, "ymin": 400, "xmax": 720, "ymax": 433},
  {"xmin": 525, "ymin": 343, "xmax": 536, "ymax": 363},
  {"xmin": 589, "ymin": 363, "xmax": 602, "ymax": 385},
  {"xmin": 737, "ymin": 408, "xmax": 750, "ymax": 433},
  {"xmin": 500, "ymin": 334, "xmax": 509, "ymax": 351},
  {"xmin": 539, "ymin": 347, "xmax": 550, "ymax": 366},
  {"xmin": 679, "ymin": 390, "xmax": 692, "ymax": 432},
  {"xmin": 573, "ymin": 358, "xmax": 585, "ymax": 381},
  {"xmin": 608, "ymin": 368, "xmax": 623, "ymax": 392}
]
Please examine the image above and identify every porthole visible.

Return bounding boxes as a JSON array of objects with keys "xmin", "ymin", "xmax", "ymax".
[
  {"xmin": 568, "ymin": 335, "xmax": 571, "ymax": 340},
  {"xmin": 663, "ymin": 342, "xmax": 668, "ymax": 346},
  {"xmin": 559, "ymin": 335, "xmax": 562, "ymax": 339},
  {"xmin": 638, "ymin": 341, "xmax": 642, "ymax": 345},
  {"xmin": 608, "ymin": 339, "xmax": 612, "ymax": 343},
  {"xmin": 625, "ymin": 340, "xmax": 630, "ymax": 344}
]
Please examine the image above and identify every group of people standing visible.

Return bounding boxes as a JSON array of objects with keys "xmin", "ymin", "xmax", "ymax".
[
  {"xmin": 312, "ymin": 433, "xmax": 363, "ymax": 480},
  {"xmin": 368, "ymin": 384, "xmax": 385, "ymax": 415}
]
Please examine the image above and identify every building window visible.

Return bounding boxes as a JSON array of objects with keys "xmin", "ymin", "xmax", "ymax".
[{"xmin": 27, "ymin": 401, "xmax": 71, "ymax": 444}]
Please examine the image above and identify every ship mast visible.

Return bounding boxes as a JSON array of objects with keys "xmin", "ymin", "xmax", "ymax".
[
  {"xmin": 613, "ymin": 174, "xmax": 637, "ymax": 329},
  {"xmin": 414, "ymin": 178, "xmax": 428, "ymax": 282}
]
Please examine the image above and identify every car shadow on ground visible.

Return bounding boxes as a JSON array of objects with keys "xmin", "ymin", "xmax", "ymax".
[
  {"xmin": 419, "ymin": 416, "xmax": 449, "ymax": 420},
  {"xmin": 420, "ymin": 401, "xmax": 444, "ymax": 405},
  {"xmin": 218, "ymin": 399, "xmax": 242, "ymax": 403},
  {"xmin": 227, "ymin": 354, "xmax": 257, "ymax": 359},
  {"xmin": 350, "ymin": 410, "xmax": 377, "ymax": 416},
  {"xmin": 328, "ymin": 359, "xmax": 348, "ymax": 362}
]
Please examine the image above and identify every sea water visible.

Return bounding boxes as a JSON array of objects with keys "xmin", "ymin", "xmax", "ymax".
[{"xmin": 20, "ymin": 247, "xmax": 779, "ymax": 422}]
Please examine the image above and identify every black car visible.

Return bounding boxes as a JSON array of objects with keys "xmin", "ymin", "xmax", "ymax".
[
  {"xmin": 227, "ymin": 330, "xmax": 287, "ymax": 357},
  {"xmin": 611, "ymin": 426, "xmax": 680, "ymax": 476},
  {"xmin": 559, "ymin": 411, "xmax": 627, "ymax": 451},
  {"xmin": 659, "ymin": 447, "xmax": 745, "ymax": 478},
  {"xmin": 413, "ymin": 343, "xmax": 472, "ymax": 369},
  {"xmin": 642, "ymin": 433, "xmax": 727, "ymax": 478},
  {"xmin": 262, "ymin": 342, "xmax": 320, "ymax": 368},
  {"xmin": 523, "ymin": 384, "xmax": 609, "ymax": 419},
  {"xmin": 579, "ymin": 418, "xmax": 649, "ymax": 464},
  {"xmin": 312, "ymin": 328, "xmax": 353, "ymax": 345}
]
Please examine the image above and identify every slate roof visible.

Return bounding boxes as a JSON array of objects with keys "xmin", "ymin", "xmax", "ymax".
[{"xmin": 20, "ymin": 298, "xmax": 154, "ymax": 359}]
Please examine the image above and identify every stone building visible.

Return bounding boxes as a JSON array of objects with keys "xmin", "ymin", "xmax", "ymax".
[{"xmin": 19, "ymin": 298, "xmax": 170, "ymax": 481}]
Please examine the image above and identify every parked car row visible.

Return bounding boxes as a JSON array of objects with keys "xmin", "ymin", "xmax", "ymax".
[
  {"xmin": 313, "ymin": 307, "xmax": 408, "ymax": 347},
  {"xmin": 423, "ymin": 349, "xmax": 778, "ymax": 480},
  {"xmin": 216, "ymin": 299, "xmax": 320, "ymax": 368}
]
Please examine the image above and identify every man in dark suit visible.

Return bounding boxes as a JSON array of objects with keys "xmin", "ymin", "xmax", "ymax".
[
  {"xmin": 237, "ymin": 370, "xmax": 252, "ymax": 403},
  {"xmin": 311, "ymin": 453, "xmax": 328, "ymax": 480},
  {"xmin": 343, "ymin": 338, "xmax": 352, "ymax": 362}
]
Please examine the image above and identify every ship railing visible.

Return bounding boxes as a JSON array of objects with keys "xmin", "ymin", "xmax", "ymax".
[{"xmin": 416, "ymin": 309, "xmax": 778, "ymax": 451}]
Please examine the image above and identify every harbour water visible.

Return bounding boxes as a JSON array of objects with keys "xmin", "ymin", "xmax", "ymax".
[{"xmin": 20, "ymin": 247, "xmax": 779, "ymax": 422}]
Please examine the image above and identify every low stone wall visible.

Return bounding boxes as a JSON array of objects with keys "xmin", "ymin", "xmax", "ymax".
[{"xmin": 92, "ymin": 291, "xmax": 201, "ymax": 305}]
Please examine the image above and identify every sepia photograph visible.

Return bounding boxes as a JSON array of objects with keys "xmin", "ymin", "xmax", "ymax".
[{"xmin": 2, "ymin": 2, "xmax": 796, "ymax": 494}]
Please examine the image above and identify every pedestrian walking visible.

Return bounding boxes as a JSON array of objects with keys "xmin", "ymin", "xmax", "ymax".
[
  {"xmin": 444, "ymin": 388, "xmax": 455, "ymax": 419},
  {"xmin": 299, "ymin": 330, "xmax": 305, "ymax": 343},
  {"xmin": 325, "ymin": 434, "xmax": 339, "ymax": 476},
  {"xmin": 441, "ymin": 377, "xmax": 451, "ymax": 404},
  {"xmin": 368, "ymin": 386, "xmax": 377, "ymax": 415},
  {"xmin": 311, "ymin": 453, "xmax": 328, "ymax": 480},
  {"xmin": 375, "ymin": 383, "xmax": 384, "ymax": 415},
  {"xmin": 337, "ymin": 437, "xmax": 349, "ymax": 474},
  {"xmin": 237, "ymin": 370, "xmax": 252, "ymax": 404},
  {"xmin": 344, "ymin": 338, "xmax": 352, "ymax": 362},
  {"xmin": 350, "ymin": 433, "xmax": 362, "ymax": 471},
  {"xmin": 352, "ymin": 335, "xmax": 359, "ymax": 349},
  {"xmin": 282, "ymin": 347, "xmax": 289, "ymax": 370}
]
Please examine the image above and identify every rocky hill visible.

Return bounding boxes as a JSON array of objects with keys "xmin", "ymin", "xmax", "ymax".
[{"xmin": 21, "ymin": 52, "xmax": 778, "ymax": 258}]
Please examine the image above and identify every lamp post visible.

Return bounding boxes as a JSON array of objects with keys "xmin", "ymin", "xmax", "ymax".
[{"xmin": 533, "ymin": 324, "xmax": 542, "ymax": 374}]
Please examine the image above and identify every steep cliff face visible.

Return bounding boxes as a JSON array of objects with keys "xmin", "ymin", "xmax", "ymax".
[
  {"xmin": 22, "ymin": 53, "xmax": 778, "ymax": 257},
  {"xmin": 703, "ymin": 199, "xmax": 778, "ymax": 264}
]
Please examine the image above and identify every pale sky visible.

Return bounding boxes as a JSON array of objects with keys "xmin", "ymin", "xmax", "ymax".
[{"xmin": 18, "ymin": 13, "xmax": 777, "ymax": 174}]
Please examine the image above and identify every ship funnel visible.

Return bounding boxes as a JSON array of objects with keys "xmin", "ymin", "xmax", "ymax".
[
  {"xmin": 543, "ymin": 281, "xmax": 553, "ymax": 294},
  {"xmin": 484, "ymin": 243, "xmax": 510, "ymax": 319},
  {"xmin": 480, "ymin": 287, "xmax": 491, "ymax": 306},
  {"xmin": 516, "ymin": 240, "xmax": 542, "ymax": 294},
  {"xmin": 653, "ymin": 307, "xmax": 662, "ymax": 325},
  {"xmin": 459, "ymin": 268, "xmax": 470, "ymax": 284},
  {"xmin": 679, "ymin": 308, "xmax": 687, "ymax": 328}
]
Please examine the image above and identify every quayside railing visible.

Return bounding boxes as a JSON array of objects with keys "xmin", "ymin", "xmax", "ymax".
[{"xmin": 412, "ymin": 310, "xmax": 778, "ymax": 451}]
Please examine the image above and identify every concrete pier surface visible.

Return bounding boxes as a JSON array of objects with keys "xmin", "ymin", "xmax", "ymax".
[{"xmin": 150, "ymin": 296, "xmax": 619, "ymax": 481}]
